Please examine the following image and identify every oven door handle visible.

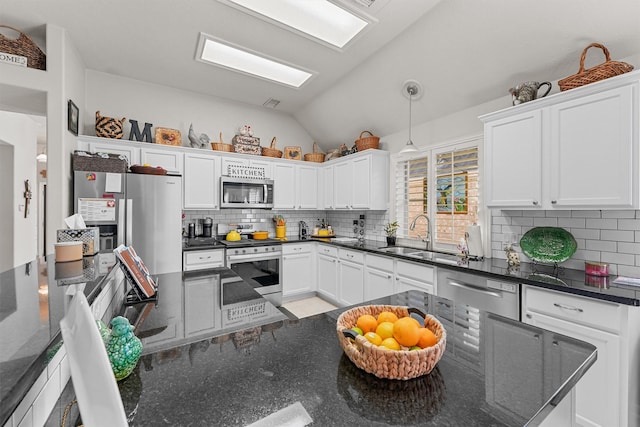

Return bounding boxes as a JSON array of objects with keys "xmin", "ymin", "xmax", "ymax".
[{"xmin": 227, "ymin": 253, "xmax": 282, "ymax": 263}]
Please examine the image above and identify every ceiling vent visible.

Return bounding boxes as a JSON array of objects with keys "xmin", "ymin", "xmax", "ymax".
[{"xmin": 263, "ymin": 98, "xmax": 281, "ymax": 109}]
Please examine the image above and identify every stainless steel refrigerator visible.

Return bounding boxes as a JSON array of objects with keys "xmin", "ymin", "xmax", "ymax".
[{"xmin": 74, "ymin": 171, "xmax": 182, "ymax": 274}]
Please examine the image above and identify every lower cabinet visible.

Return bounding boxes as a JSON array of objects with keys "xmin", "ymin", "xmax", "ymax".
[
  {"xmin": 338, "ymin": 249, "xmax": 365, "ymax": 306},
  {"xmin": 522, "ymin": 285, "xmax": 630, "ymax": 427},
  {"xmin": 282, "ymin": 243, "xmax": 316, "ymax": 299},
  {"xmin": 317, "ymin": 245, "xmax": 339, "ymax": 303},
  {"xmin": 364, "ymin": 254, "xmax": 394, "ymax": 300},
  {"xmin": 182, "ymin": 249, "xmax": 224, "ymax": 271},
  {"xmin": 395, "ymin": 260, "xmax": 435, "ymax": 295}
]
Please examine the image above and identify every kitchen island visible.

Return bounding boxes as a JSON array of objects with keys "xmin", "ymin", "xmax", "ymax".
[{"xmin": 45, "ymin": 267, "xmax": 596, "ymax": 427}]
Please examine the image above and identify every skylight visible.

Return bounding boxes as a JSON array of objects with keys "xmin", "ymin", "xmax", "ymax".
[
  {"xmin": 196, "ymin": 34, "xmax": 313, "ymax": 88},
  {"xmin": 222, "ymin": 0, "xmax": 369, "ymax": 48}
]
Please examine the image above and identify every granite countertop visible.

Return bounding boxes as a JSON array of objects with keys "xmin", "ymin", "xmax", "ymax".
[
  {"xmin": 0, "ymin": 252, "xmax": 119, "ymax": 426},
  {"xmin": 308, "ymin": 238, "xmax": 640, "ymax": 306},
  {"xmin": 46, "ymin": 269, "xmax": 597, "ymax": 426}
]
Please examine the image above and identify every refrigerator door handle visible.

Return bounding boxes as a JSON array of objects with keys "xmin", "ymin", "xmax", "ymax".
[
  {"xmin": 117, "ymin": 200, "xmax": 126, "ymax": 246},
  {"xmin": 125, "ymin": 199, "xmax": 133, "ymax": 245}
]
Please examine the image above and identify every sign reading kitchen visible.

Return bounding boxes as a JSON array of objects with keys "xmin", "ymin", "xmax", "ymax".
[{"xmin": 226, "ymin": 164, "xmax": 266, "ymax": 179}]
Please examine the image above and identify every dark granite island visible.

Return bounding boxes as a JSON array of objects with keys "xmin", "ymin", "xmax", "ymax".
[{"xmin": 46, "ymin": 267, "xmax": 596, "ymax": 427}]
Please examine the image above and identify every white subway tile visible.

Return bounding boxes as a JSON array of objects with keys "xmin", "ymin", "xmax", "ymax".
[
  {"xmin": 602, "ymin": 252, "xmax": 635, "ymax": 265},
  {"xmin": 511, "ymin": 217, "xmax": 534, "ymax": 226},
  {"xmin": 585, "ymin": 218, "xmax": 617, "ymax": 229},
  {"xmin": 602, "ymin": 210, "xmax": 636, "ymax": 219},
  {"xmin": 618, "ymin": 241, "xmax": 640, "ymax": 254},
  {"xmin": 547, "ymin": 210, "xmax": 571, "ymax": 218},
  {"xmin": 585, "ymin": 240, "xmax": 617, "ymax": 252},
  {"xmin": 618, "ymin": 264, "xmax": 640, "ymax": 277},
  {"xmin": 571, "ymin": 211, "xmax": 602, "ymax": 218},
  {"xmin": 601, "ymin": 230, "xmax": 634, "ymax": 242},
  {"xmin": 571, "ymin": 228, "xmax": 600, "ymax": 239},
  {"xmin": 618, "ymin": 219, "xmax": 640, "ymax": 230},
  {"xmin": 558, "ymin": 218, "xmax": 586, "ymax": 228},
  {"xmin": 533, "ymin": 217, "xmax": 558, "ymax": 227}
]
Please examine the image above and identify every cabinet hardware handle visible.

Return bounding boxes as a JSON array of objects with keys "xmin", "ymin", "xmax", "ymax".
[
  {"xmin": 198, "ymin": 256, "xmax": 211, "ymax": 260},
  {"xmin": 551, "ymin": 200, "xmax": 557, "ymax": 204},
  {"xmin": 526, "ymin": 313, "xmax": 532, "ymax": 319},
  {"xmin": 387, "ymin": 275, "xmax": 391, "ymax": 279},
  {"xmin": 532, "ymin": 201, "xmax": 539, "ymax": 205},
  {"xmin": 553, "ymin": 303, "xmax": 583, "ymax": 312}
]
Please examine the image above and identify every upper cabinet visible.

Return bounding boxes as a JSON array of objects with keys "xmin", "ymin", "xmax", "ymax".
[
  {"xmin": 329, "ymin": 149, "xmax": 389, "ymax": 210},
  {"xmin": 184, "ymin": 153, "xmax": 220, "ymax": 210},
  {"xmin": 481, "ymin": 72, "xmax": 639, "ymax": 210},
  {"xmin": 272, "ymin": 163, "xmax": 319, "ymax": 210}
]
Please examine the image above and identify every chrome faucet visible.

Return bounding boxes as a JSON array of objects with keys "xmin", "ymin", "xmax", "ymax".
[{"xmin": 409, "ymin": 214, "xmax": 432, "ymax": 250}]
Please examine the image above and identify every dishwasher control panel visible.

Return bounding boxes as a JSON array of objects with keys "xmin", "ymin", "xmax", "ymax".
[{"xmin": 487, "ymin": 280, "xmax": 518, "ymax": 293}]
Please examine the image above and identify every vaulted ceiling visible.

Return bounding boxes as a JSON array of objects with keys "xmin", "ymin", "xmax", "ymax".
[{"xmin": 2, "ymin": 0, "xmax": 640, "ymax": 146}]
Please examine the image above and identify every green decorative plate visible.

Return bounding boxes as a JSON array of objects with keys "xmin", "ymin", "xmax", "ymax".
[{"xmin": 519, "ymin": 227, "xmax": 577, "ymax": 264}]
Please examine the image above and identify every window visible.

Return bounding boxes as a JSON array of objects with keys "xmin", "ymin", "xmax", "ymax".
[{"xmin": 394, "ymin": 140, "xmax": 479, "ymax": 251}]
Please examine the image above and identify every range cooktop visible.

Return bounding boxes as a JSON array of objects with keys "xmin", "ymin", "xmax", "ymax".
[{"xmin": 219, "ymin": 238, "xmax": 282, "ymax": 248}]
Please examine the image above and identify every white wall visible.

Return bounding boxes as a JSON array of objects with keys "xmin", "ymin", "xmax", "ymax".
[
  {"xmin": 84, "ymin": 71, "xmax": 315, "ymax": 155},
  {"xmin": 0, "ymin": 111, "xmax": 38, "ymax": 269}
]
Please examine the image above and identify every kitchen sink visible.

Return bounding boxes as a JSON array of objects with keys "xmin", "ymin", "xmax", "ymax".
[{"xmin": 376, "ymin": 246, "xmax": 422, "ymax": 255}]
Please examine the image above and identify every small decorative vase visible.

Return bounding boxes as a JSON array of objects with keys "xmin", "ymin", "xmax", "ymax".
[
  {"xmin": 386, "ymin": 236, "xmax": 396, "ymax": 246},
  {"xmin": 106, "ymin": 316, "xmax": 142, "ymax": 381}
]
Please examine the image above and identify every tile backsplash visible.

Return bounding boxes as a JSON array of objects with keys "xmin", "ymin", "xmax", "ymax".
[
  {"xmin": 182, "ymin": 209, "xmax": 390, "ymax": 242},
  {"xmin": 491, "ymin": 209, "xmax": 640, "ymax": 277}
]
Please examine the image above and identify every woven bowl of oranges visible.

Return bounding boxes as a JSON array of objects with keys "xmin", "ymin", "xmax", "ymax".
[{"xmin": 336, "ymin": 305, "xmax": 446, "ymax": 380}]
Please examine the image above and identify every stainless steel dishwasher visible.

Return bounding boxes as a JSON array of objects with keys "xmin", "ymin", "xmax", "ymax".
[{"xmin": 436, "ymin": 268, "xmax": 520, "ymax": 320}]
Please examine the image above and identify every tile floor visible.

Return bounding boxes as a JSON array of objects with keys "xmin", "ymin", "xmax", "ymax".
[{"xmin": 281, "ymin": 297, "xmax": 338, "ymax": 319}]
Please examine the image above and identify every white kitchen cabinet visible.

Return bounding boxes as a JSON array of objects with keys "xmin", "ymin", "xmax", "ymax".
[
  {"xmin": 273, "ymin": 163, "xmax": 296, "ymax": 209},
  {"xmin": 522, "ymin": 285, "xmax": 628, "ymax": 427},
  {"xmin": 364, "ymin": 254, "xmax": 394, "ymax": 300},
  {"xmin": 483, "ymin": 110, "xmax": 543, "ymax": 208},
  {"xmin": 249, "ymin": 158, "xmax": 273, "ymax": 179},
  {"xmin": 273, "ymin": 163, "xmax": 319, "ymax": 210},
  {"xmin": 338, "ymin": 248, "xmax": 365, "ymax": 306},
  {"xmin": 322, "ymin": 165, "xmax": 334, "ymax": 209},
  {"xmin": 83, "ymin": 139, "xmax": 141, "ymax": 166},
  {"xmin": 141, "ymin": 148, "xmax": 184, "ymax": 174},
  {"xmin": 184, "ymin": 276, "xmax": 219, "ymax": 337},
  {"xmin": 329, "ymin": 150, "xmax": 389, "ymax": 210},
  {"xmin": 220, "ymin": 156, "xmax": 272, "ymax": 178},
  {"xmin": 183, "ymin": 153, "xmax": 220, "ymax": 210},
  {"xmin": 395, "ymin": 260, "xmax": 435, "ymax": 295},
  {"xmin": 297, "ymin": 164, "xmax": 319, "ymax": 209},
  {"xmin": 481, "ymin": 77, "xmax": 638, "ymax": 209},
  {"xmin": 317, "ymin": 245, "xmax": 339, "ymax": 303},
  {"xmin": 282, "ymin": 243, "xmax": 316, "ymax": 299},
  {"xmin": 182, "ymin": 248, "xmax": 224, "ymax": 271}
]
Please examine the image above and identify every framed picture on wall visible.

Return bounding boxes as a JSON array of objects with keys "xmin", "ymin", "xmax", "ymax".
[
  {"xmin": 284, "ymin": 146, "xmax": 301, "ymax": 160},
  {"xmin": 67, "ymin": 100, "xmax": 79, "ymax": 136}
]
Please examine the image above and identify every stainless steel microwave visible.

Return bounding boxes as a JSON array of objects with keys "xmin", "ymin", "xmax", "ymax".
[{"xmin": 220, "ymin": 177, "xmax": 274, "ymax": 209}]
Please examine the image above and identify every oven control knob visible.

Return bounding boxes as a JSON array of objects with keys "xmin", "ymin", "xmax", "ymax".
[
  {"xmin": 254, "ymin": 248, "xmax": 258, "ymax": 252},
  {"xmin": 242, "ymin": 249, "xmax": 246, "ymax": 254}
]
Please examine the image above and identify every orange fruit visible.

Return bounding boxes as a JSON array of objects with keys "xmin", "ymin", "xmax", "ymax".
[
  {"xmin": 407, "ymin": 316, "xmax": 422, "ymax": 327},
  {"xmin": 356, "ymin": 314, "xmax": 378, "ymax": 334},
  {"xmin": 393, "ymin": 317, "xmax": 421, "ymax": 347},
  {"xmin": 417, "ymin": 328, "xmax": 438, "ymax": 348},
  {"xmin": 377, "ymin": 311, "xmax": 399, "ymax": 324},
  {"xmin": 380, "ymin": 337, "xmax": 401, "ymax": 350},
  {"xmin": 364, "ymin": 332, "xmax": 382, "ymax": 346},
  {"xmin": 375, "ymin": 321, "xmax": 395, "ymax": 340}
]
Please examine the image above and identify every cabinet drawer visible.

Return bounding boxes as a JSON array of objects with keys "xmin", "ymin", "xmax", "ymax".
[
  {"xmin": 283, "ymin": 243, "xmax": 312, "ymax": 255},
  {"xmin": 183, "ymin": 250, "xmax": 224, "ymax": 270},
  {"xmin": 365, "ymin": 254, "xmax": 394, "ymax": 272},
  {"xmin": 524, "ymin": 286, "xmax": 622, "ymax": 333},
  {"xmin": 396, "ymin": 260, "xmax": 434, "ymax": 283},
  {"xmin": 339, "ymin": 249, "xmax": 364, "ymax": 264},
  {"xmin": 317, "ymin": 244, "xmax": 338, "ymax": 257}
]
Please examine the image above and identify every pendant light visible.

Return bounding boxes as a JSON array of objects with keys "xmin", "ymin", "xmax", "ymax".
[{"xmin": 399, "ymin": 80, "xmax": 422, "ymax": 154}]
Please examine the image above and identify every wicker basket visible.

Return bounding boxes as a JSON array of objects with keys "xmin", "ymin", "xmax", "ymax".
[
  {"xmin": 0, "ymin": 25, "xmax": 46, "ymax": 70},
  {"xmin": 336, "ymin": 305, "xmax": 446, "ymax": 380},
  {"xmin": 354, "ymin": 131, "xmax": 380, "ymax": 151},
  {"xmin": 304, "ymin": 142, "xmax": 325, "ymax": 163},
  {"xmin": 558, "ymin": 43, "xmax": 634, "ymax": 91},
  {"xmin": 262, "ymin": 137, "xmax": 283, "ymax": 158},
  {"xmin": 211, "ymin": 132, "xmax": 234, "ymax": 152}
]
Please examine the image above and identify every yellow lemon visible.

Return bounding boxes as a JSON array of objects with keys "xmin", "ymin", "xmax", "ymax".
[
  {"xmin": 375, "ymin": 321, "xmax": 395, "ymax": 340},
  {"xmin": 380, "ymin": 337, "xmax": 401, "ymax": 350},
  {"xmin": 364, "ymin": 332, "xmax": 382, "ymax": 346}
]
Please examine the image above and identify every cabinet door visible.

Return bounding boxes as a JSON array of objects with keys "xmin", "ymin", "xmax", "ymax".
[
  {"xmin": 221, "ymin": 157, "xmax": 249, "ymax": 176},
  {"xmin": 484, "ymin": 110, "xmax": 543, "ymax": 208},
  {"xmin": 338, "ymin": 260, "xmax": 364, "ymax": 306},
  {"xmin": 351, "ymin": 156, "xmax": 371, "ymax": 209},
  {"xmin": 365, "ymin": 267, "xmax": 394, "ymax": 300},
  {"xmin": 333, "ymin": 161, "xmax": 353, "ymax": 209},
  {"xmin": 141, "ymin": 148, "xmax": 184, "ymax": 174},
  {"xmin": 282, "ymin": 252, "xmax": 314, "ymax": 297},
  {"xmin": 523, "ymin": 311, "xmax": 620, "ymax": 427},
  {"xmin": 323, "ymin": 165, "xmax": 335, "ymax": 209},
  {"xmin": 183, "ymin": 153, "xmax": 219, "ymax": 210},
  {"xmin": 297, "ymin": 165, "xmax": 319, "ymax": 209},
  {"xmin": 249, "ymin": 159, "xmax": 273, "ymax": 179},
  {"xmin": 273, "ymin": 163, "xmax": 296, "ymax": 209},
  {"xmin": 184, "ymin": 277, "xmax": 219, "ymax": 337},
  {"xmin": 87, "ymin": 141, "xmax": 140, "ymax": 166},
  {"xmin": 549, "ymin": 85, "xmax": 634, "ymax": 208},
  {"xmin": 317, "ymin": 254, "xmax": 338, "ymax": 302}
]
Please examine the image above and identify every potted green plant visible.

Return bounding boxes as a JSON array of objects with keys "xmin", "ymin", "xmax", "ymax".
[{"xmin": 384, "ymin": 221, "xmax": 399, "ymax": 246}]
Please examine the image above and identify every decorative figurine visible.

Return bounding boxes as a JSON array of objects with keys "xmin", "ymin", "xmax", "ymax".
[
  {"xmin": 188, "ymin": 123, "xmax": 210, "ymax": 149},
  {"xmin": 505, "ymin": 243, "xmax": 521, "ymax": 266},
  {"xmin": 106, "ymin": 316, "xmax": 143, "ymax": 381}
]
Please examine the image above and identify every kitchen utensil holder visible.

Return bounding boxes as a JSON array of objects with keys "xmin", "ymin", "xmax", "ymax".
[{"xmin": 275, "ymin": 225, "xmax": 286, "ymax": 239}]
